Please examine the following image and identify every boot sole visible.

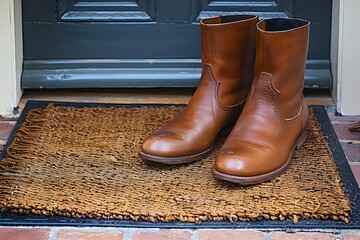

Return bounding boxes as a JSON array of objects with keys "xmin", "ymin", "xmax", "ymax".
[
  {"xmin": 212, "ymin": 127, "xmax": 308, "ymax": 185},
  {"xmin": 139, "ymin": 147, "xmax": 213, "ymax": 165},
  {"xmin": 138, "ymin": 125, "xmax": 234, "ymax": 165}
]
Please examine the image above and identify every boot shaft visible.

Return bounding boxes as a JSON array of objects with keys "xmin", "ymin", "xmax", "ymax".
[
  {"xmin": 200, "ymin": 15, "xmax": 258, "ymax": 108},
  {"xmin": 253, "ymin": 18, "xmax": 310, "ymax": 118},
  {"xmin": 255, "ymin": 18, "xmax": 309, "ymax": 92}
]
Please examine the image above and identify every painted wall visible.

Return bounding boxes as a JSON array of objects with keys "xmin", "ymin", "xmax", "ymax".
[
  {"xmin": 332, "ymin": 0, "xmax": 360, "ymax": 115},
  {"xmin": 0, "ymin": 0, "xmax": 22, "ymax": 114}
]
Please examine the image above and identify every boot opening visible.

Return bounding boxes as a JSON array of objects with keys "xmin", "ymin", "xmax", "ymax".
[
  {"xmin": 221, "ymin": 15, "xmax": 256, "ymax": 23},
  {"xmin": 262, "ymin": 18, "xmax": 308, "ymax": 31}
]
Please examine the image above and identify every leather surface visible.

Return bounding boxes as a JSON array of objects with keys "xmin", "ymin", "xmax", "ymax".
[
  {"xmin": 141, "ymin": 15, "xmax": 258, "ymax": 159},
  {"xmin": 214, "ymin": 18, "xmax": 310, "ymax": 178}
]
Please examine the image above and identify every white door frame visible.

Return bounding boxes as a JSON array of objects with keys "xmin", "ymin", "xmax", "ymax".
[
  {"xmin": 331, "ymin": 0, "xmax": 360, "ymax": 115},
  {"xmin": 0, "ymin": 0, "xmax": 359, "ymax": 115},
  {"xmin": 0, "ymin": 0, "xmax": 22, "ymax": 114}
]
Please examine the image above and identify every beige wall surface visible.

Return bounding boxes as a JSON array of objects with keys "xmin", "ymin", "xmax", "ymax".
[
  {"xmin": 332, "ymin": 0, "xmax": 360, "ymax": 115},
  {"xmin": 0, "ymin": 0, "xmax": 22, "ymax": 114}
]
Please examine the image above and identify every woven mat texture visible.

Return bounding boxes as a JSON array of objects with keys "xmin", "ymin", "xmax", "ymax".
[{"xmin": 0, "ymin": 104, "xmax": 351, "ymax": 223}]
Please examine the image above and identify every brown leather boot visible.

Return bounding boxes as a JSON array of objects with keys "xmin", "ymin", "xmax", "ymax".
[
  {"xmin": 212, "ymin": 18, "xmax": 310, "ymax": 184},
  {"xmin": 139, "ymin": 15, "xmax": 258, "ymax": 164}
]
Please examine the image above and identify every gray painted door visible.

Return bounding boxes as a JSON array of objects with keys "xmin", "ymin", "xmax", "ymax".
[{"xmin": 22, "ymin": 0, "xmax": 333, "ymax": 89}]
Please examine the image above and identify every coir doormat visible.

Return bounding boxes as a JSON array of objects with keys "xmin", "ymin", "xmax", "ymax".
[{"xmin": 0, "ymin": 101, "xmax": 359, "ymax": 229}]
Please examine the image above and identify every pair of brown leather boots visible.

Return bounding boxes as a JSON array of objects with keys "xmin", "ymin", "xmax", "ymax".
[{"xmin": 139, "ymin": 15, "xmax": 310, "ymax": 185}]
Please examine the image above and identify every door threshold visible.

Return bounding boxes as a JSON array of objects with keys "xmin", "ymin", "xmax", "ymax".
[{"xmin": 19, "ymin": 88, "xmax": 333, "ymax": 109}]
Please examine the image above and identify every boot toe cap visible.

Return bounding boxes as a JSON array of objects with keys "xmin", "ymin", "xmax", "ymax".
[
  {"xmin": 214, "ymin": 149, "xmax": 266, "ymax": 177},
  {"xmin": 141, "ymin": 134, "xmax": 181, "ymax": 157}
]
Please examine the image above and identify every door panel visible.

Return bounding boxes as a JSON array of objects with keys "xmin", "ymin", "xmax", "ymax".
[
  {"xmin": 57, "ymin": 0, "xmax": 155, "ymax": 22},
  {"xmin": 197, "ymin": 0, "xmax": 291, "ymax": 20},
  {"xmin": 22, "ymin": 0, "xmax": 332, "ymax": 89}
]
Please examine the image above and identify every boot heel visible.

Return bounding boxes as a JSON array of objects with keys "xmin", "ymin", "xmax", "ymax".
[{"xmin": 296, "ymin": 127, "xmax": 307, "ymax": 150}]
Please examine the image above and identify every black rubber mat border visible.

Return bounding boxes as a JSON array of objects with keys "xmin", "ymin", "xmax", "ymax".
[{"xmin": 0, "ymin": 100, "xmax": 359, "ymax": 230}]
